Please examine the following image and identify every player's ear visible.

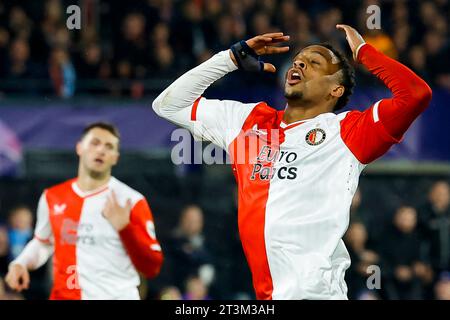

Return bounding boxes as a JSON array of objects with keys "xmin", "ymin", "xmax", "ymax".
[
  {"xmin": 76, "ymin": 141, "xmax": 82, "ymax": 157},
  {"xmin": 111, "ymin": 142, "xmax": 120, "ymax": 166},
  {"xmin": 331, "ymin": 84, "xmax": 344, "ymax": 99},
  {"xmin": 112, "ymin": 151, "xmax": 120, "ymax": 166}
]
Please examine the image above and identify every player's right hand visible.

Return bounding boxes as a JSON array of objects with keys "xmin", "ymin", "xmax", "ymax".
[
  {"xmin": 336, "ymin": 24, "xmax": 365, "ymax": 61},
  {"xmin": 230, "ymin": 32, "xmax": 290, "ymax": 73},
  {"xmin": 5, "ymin": 263, "xmax": 30, "ymax": 292}
]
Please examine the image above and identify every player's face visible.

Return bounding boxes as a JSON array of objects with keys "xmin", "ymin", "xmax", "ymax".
[
  {"xmin": 284, "ymin": 45, "xmax": 342, "ymax": 104},
  {"xmin": 76, "ymin": 128, "xmax": 120, "ymax": 175}
]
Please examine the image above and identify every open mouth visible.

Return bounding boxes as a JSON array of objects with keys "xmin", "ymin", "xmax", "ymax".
[
  {"xmin": 287, "ymin": 68, "xmax": 303, "ymax": 85},
  {"xmin": 94, "ymin": 158, "xmax": 104, "ymax": 165}
]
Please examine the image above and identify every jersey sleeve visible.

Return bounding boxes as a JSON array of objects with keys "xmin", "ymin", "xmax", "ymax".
[
  {"xmin": 181, "ymin": 97, "xmax": 257, "ymax": 150},
  {"xmin": 12, "ymin": 238, "xmax": 53, "ymax": 270},
  {"xmin": 119, "ymin": 198, "xmax": 164, "ymax": 279},
  {"xmin": 340, "ymin": 101, "xmax": 402, "ymax": 164},
  {"xmin": 34, "ymin": 191, "xmax": 53, "ymax": 244},
  {"xmin": 152, "ymin": 49, "xmax": 258, "ymax": 151},
  {"xmin": 340, "ymin": 43, "xmax": 432, "ymax": 165}
]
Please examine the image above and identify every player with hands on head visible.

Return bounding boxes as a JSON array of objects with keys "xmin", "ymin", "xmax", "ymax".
[{"xmin": 153, "ymin": 25, "xmax": 432, "ymax": 300}]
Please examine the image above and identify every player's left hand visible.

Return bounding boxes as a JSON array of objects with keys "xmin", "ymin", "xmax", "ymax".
[
  {"xmin": 230, "ymin": 32, "xmax": 290, "ymax": 73},
  {"xmin": 336, "ymin": 24, "xmax": 365, "ymax": 61},
  {"xmin": 103, "ymin": 190, "xmax": 132, "ymax": 231}
]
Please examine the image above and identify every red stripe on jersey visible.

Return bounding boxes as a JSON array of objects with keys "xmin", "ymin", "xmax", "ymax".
[
  {"xmin": 229, "ymin": 103, "xmax": 284, "ymax": 300},
  {"xmin": 83, "ymin": 186, "xmax": 109, "ymax": 199},
  {"xmin": 284, "ymin": 121, "xmax": 304, "ymax": 130},
  {"xmin": 280, "ymin": 119, "xmax": 306, "ymax": 130},
  {"xmin": 34, "ymin": 235, "xmax": 51, "ymax": 244},
  {"xmin": 46, "ymin": 179, "xmax": 83, "ymax": 300},
  {"xmin": 191, "ymin": 97, "xmax": 202, "ymax": 121}
]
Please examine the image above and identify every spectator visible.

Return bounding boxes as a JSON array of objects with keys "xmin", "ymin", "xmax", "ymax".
[
  {"xmin": 115, "ymin": 12, "xmax": 150, "ymax": 79},
  {"xmin": 159, "ymin": 286, "xmax": 182, "ymax": 300},
  {"xmin": 171, "ymin": 0, "xmax": 214, "ymax": 66},
  {"xmin": 75, "ymin": 42, "xmax": 104, "ymax": 79},
  {"xmin": 423, "ymin": 31, "xmax": 450, "ymax": 88},
  {"xmin": 7, "ymin": 205, "xmax": 33, "ymax": 260},
  {"xmin": 350, "ymin": 188, "xmax": 383, "ymax": 244},
  {"xmin": 31, "ymin": 0, "xmax": 63, "ymax": 62},
  {"xmin": 434, "ymin": 271, "xmax": 450, "ymax": 300},
  {"xmin": 344, "ymin": 222, "xmax": 380, "ymax": 300},
  {"xmin": 5, "ymin": 38, "xmax": 33, "ymax": 79},
  {"xmin": 419, "ymin": 1, "xmax": 439, "ymax": 30},
  {"xmin": 0, "ymin": 0, "xmax": 447, "ymax": 96},
  {"xmin": 350, "ymin": 189, "xmax": 367, "ymax": 222},
  {"xmin": 49, "ymin": 47, "xmax": 76, "ymax": 98},
  {"xmin": 418, "ymin": 181, "xmax": 450, "ymax": 273},
  {"xmin": 153, "ymin": 44, "xmax": 176, "ymax": 76},
  {"xmin": 250, "ymin": 11, "xmax": 274, "ymax": 36},
  {"xmin": 211, "ymin": 14, "xmax": 245, "ymax": 52},
  {"xmin": 166, "ymin": 205, "xmax": 216, "ymax": 290},
  {"xmin": 5, "ymin": 206, "xmax": 52, "ymax": 300},
  {"xmin": 150, "ymin": 23, "xmax": 177, "ymax": 76},
  {"xmin": 156, "ymin": 0, "xmax": 174, "ymax": 23},
  {"xmin": 7, "ymin": 6, "xmax": 32, "ymax": 40},
  {"xmin": 0, "ymin": 27, "xmax": 10, "ymax": 76},
  {"xmin": 203, "ymin": 0, "xmax": 222, "ymax": 18},
  {"xmin": 407, "ymin": 45, "xmax": 430, "ymax": 82},
  {"xmin": 392, "ymin": 23, "xmax": 410, "ymax": 60},
  {"xmin": 380, "ymin": 206, "xmax": 432, "ymax": 300},
  {"xmin": 48, "ymin": 26, "xmax": 71, "ymax": 51},
  {"xmin": 316, "ymin": 7, "xmax": 343, "ymax": 44},
  {"xmin": 391, "ymin": 1, "xmax": 409, "ymax": 27},
  {"xmin": 183, "ymin": 276, "xmax": 211, "ymax": 300},
  {"xmin": 276, "ymin": 0, "xmax": 298, "ymax": 35}
]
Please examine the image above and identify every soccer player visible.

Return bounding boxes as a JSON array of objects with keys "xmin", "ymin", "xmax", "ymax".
[
  {"xmin": 5, "ymin": 122, "xmax": 163, "ymax": 300},
  {"xmin": 152, "ymin": 24, "xmax": 432, "ymax": 300}
]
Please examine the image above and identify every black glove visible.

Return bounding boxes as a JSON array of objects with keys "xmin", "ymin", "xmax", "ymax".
[{"xmin": 230, "ymin": 40, "xmax": 264, "ymax": 72}]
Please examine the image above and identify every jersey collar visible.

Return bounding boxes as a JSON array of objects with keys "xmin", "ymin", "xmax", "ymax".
[{"xmin": 72, "ymin": 178, "xmax": 113, "ymax": 198}]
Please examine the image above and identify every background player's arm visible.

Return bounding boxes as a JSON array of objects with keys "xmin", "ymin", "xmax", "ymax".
[
  {"xmin": 10, "ymin": 238, "xmax": 53, "ymax": 271},
  {"xmin": 337, "ymin": 25, "xmax": 432, "ymax": 164},
  {"xmin": 5, "ymin": 192, "xmax": 54, "ymax": 292},
  {"xmin": 103, "ymin": 191, "xmax": 163, "ymax": 278}
]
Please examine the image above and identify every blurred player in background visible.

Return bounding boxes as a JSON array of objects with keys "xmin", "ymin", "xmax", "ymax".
[
  {"xmin": 5, "ymin": 122, "xmax": 163, "ymax": 300},
  {"xmin": 152, "ymin": 25, "xmax": 432, "ymax": 299}
]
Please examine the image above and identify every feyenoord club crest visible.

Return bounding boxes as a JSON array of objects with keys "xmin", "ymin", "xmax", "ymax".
[{"xmin": 305, "ymin": 128, "xmax": 326, "ymax": 146}]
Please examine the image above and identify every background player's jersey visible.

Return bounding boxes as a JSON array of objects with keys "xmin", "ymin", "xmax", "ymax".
[
  {"xmin": 182, "ymin": 97, "xmax": 399, "ymax": 299},
  {"xmin": 34, "ymin": 177, "xmax": 162, "ymax": 300}
]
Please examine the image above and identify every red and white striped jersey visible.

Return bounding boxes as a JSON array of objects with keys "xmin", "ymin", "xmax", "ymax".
[
  {"xmin": 185, "ymin": 97, "xmax": 398, "ymax": 299},
  {"xmin": 34, "ymin": 177, "xmax": 163, "ymax": 300},
  {"xmin": 152, "ymin": 45, "xmax": 431, "ymax": 299}
]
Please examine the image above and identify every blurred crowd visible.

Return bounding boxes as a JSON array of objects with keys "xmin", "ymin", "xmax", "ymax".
[
  {"xmin": 345, "ymin": 180, "xmax": 450, "ymax": 300},
  {"xmin": 0, "ymin": 0, "xmax": 448, "ymax": 98},
  {"xmin": 1, "ymin": 179, "xmax": 449, "ymax": 300},
  {"xmin": 0, "ymin": 0, "xmax": 449, "ymax": 301}
]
